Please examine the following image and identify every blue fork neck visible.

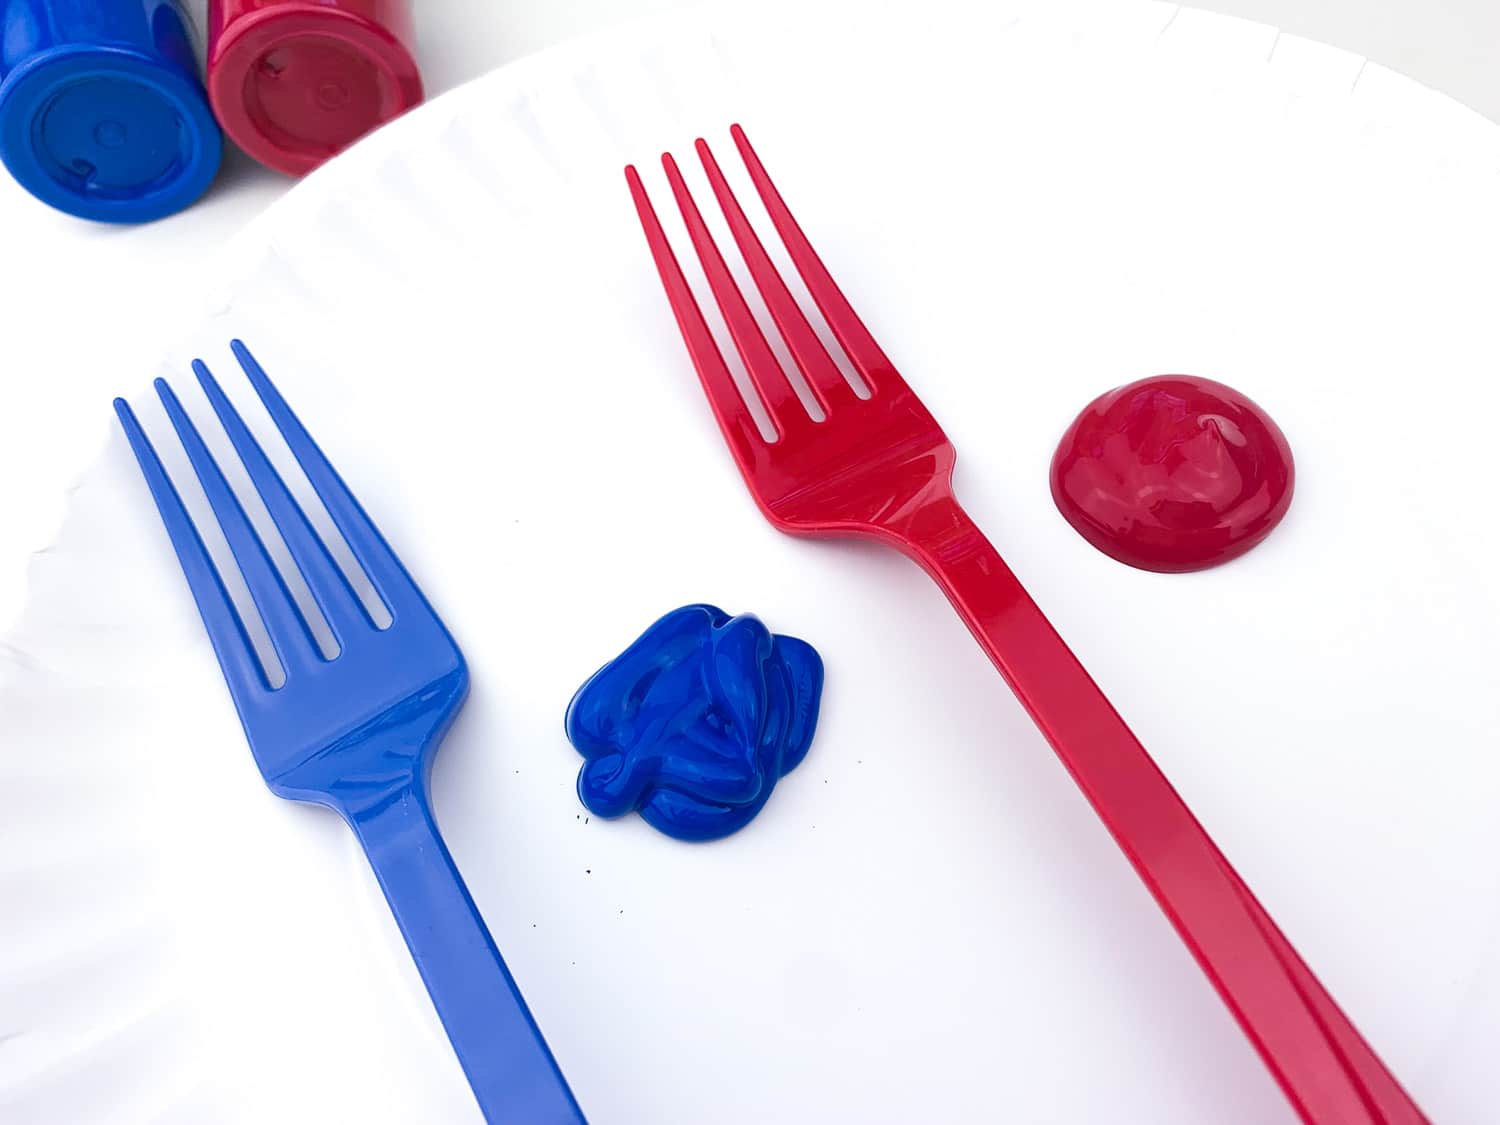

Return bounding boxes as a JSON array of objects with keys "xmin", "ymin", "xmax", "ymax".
[
  {"xmin": 296, "ymin": 670, "xmax": 585, "ymax": 1121},
  {"xmin": 345, "ymin": 775, "xmax": 586, "ymax": 1123},
  {"xmin": 268, "ymin": 670, "xmax": 468, "ymax": 817}
]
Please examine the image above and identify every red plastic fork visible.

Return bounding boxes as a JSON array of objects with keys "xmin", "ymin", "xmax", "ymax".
[{"xmin": 627, "ymin": 126, "xmax": 1428, "ymax": 1125}]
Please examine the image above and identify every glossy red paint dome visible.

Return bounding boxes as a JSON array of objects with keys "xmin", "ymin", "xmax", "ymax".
[{"xmin": 1050, "ymin": 375, "xmax": 1294, "ymax": 573}]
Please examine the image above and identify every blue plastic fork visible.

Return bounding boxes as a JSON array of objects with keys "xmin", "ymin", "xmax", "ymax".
[{"xmin": 114, "ymin": 341, "xmax": 586, "ymax": 1125}]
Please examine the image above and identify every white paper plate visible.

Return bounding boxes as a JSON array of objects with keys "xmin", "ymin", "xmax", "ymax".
[{"xmin": 5, "ymin": 1, "xmax": 1500, "ymax": 1121}]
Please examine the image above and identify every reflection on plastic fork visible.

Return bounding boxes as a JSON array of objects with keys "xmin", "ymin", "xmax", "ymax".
[
  {"xmin": 628, "ymin": 124, "xmax": 1428, "ymax": 1125},
  {"xmin": 114, "ymin": 341, "xmax": 585, "ymax": 1125}
]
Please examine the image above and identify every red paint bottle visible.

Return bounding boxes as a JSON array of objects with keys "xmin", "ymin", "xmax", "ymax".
[{"xmin": 207, "ymin": 0, "xmax": 423, "ymax": 176}]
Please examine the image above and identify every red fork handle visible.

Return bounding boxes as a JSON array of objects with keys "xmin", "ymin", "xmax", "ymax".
[{"xmin": 890, "ymin": 493, "xmax": 1427, "ymax": 1125}]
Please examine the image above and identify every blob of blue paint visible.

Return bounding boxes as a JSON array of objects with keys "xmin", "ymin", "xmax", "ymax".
[{"xmin": 565, "ymin": 604, "xmax": 824, "ymax": 842}]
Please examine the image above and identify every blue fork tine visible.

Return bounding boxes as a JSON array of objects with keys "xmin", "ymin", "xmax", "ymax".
[
  {"xmin": 192, "ymin": 356, "xmax": 374, "ymax": 641},
  {"xmin": 113, "ymin": 398, "xmax": 270, "ymax": 698},
  {"xmin": 154, "ymin": 379, "xmax": 321, "ymax": 680},
  {"xmin": 228, "ymin": 339, "xmax": 426, "ymax": 623}
]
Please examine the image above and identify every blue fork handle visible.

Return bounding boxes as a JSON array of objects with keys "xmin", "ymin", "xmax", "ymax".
[{"xmin": 347, "ymin": 788, "xmax": 586, "ymax": 1124}]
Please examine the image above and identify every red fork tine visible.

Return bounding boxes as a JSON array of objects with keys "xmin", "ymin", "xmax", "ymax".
[
  {"xmin": 695, "ymin": 138, "xmax": 854, "ymax": 411},
  {"xmin": 659, "ymin": 152, "xmax": 810, "ymax": 437},
  {"xmin": 730, "ymin": 124, "xmax": 903, "ymax": 394},
  {"xmin": 626, "ymin": 163, "xmax": 769, "ymax": 460}
]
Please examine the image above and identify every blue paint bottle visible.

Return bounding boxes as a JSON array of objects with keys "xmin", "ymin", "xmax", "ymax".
[{"xmin": 0, "ymin": 0, "xmax": 222, "ymax": 222}]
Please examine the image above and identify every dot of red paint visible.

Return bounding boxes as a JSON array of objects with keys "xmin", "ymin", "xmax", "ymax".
[{"xmin": 1050, "ymin": 375, "xmax": 1295, "ymax": 573}]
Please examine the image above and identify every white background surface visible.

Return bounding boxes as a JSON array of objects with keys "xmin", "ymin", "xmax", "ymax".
[
  {"xmin": 4, "ymin": 1, "xmax": 1500, "ymax": 1122},
  {"xmin": 6, "ymin": 3, "xmax": 1500, "ymax": 1120},
  {"xmin": 0, "ymin": 0, "xmax": 1499, "ymax": 629}
]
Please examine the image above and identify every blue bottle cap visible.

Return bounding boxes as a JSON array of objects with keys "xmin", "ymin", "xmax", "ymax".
[{"xmin": 0, "ymin": 43, "xmax": 221, "ymax": 223}]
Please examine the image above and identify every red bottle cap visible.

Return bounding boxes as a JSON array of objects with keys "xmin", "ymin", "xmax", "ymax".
[{"xmin": 208, "ymin": 0, "xmax": 422, "ymax": 176}]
